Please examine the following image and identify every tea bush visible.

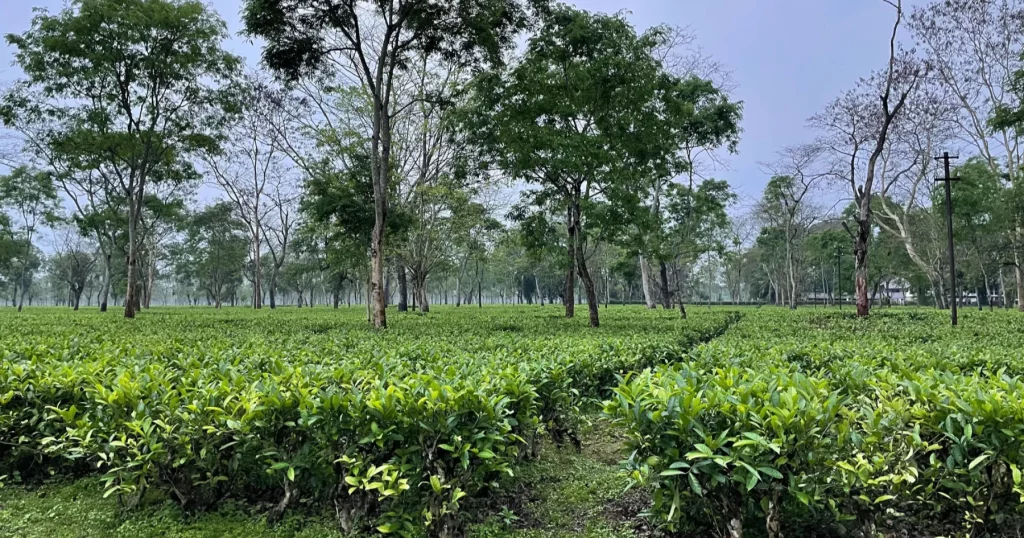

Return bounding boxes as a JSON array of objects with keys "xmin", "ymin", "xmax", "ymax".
[
  {"xmin": 605, "ymin": 309, "xmax": 1024, "ymax": 537},
  {"xmin": 0, "ymin": 306, "xmax": 739, "ymax": 537}
]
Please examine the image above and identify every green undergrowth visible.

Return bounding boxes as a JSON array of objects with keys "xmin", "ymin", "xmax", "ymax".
[
  {"xmin": 0, "ymin": 305, "xmax": 740, "ymax": 537},
  {"xmin": 608, "ymin": 308, "xmax": 1024, "ymax": 537}
]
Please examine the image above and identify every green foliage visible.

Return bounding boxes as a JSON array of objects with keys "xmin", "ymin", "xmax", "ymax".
[
  {"xmin": 606, "ymin": 309, "xmax": 1024, "ymax": 536},
  {"xmin": 0, "ymin": 306, "xmax": 737, "ymax": 536},
  {"xmin": 172, "ymin": 202, "xmax": 249, "ymax": 306},
  {"xmin": 3, "ymin": 0, "xmax": 241, "ymax": 179}
]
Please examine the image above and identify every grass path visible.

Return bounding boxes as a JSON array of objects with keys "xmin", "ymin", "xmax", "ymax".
[{"xmin": 468, "ymin": 418, "xmax": 650, "ymax": 538}]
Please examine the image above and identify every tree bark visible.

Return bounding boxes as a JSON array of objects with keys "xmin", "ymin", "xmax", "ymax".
[
  {"xmin": 786, "ymin": 232, "xmax": 797, "ymax": 310},
  {"xmin": 1016, "ymin": 242, "xmax": 1024, "ymax": 311},
  {"xmin": 640, "ymin": 255, "xmax": 657, "ymax": 309},
  {"xmin": 397, "ymin": 261, "xmax": 408, "ymax": 312},
  {"xmin": 415, "ymin": 273, "xmax": 430, "ymax": 313},
  {"xmin": 124, "ymin": 196, "xmax": 140, "ymax": 319},
  {"xmin": 16, "ymin": 275, "xmax": 26, "ymax": 313},
  {"xmin": 571, "ymin": 201, "xmax": 599, "ymax": 327},
  {"xmin": 145, "ymin": 256, "xmax": 155, "ymax": 309},
  {"xmin": 854, "ymin": 219, "xmax": 871, "ymax": 317},
  {"xmin": 99, "ymin": 253, "xmax": 111, "ymax": 312},
  {"xmin": 658, "ymin": 260, "xmax": 672, "ymax": 309},
  {"xmin": 564, "ymin": 204, "xmax": 576, "ymax": 318}
]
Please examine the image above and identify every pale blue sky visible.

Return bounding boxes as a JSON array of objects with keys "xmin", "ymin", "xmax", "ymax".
[{"xmin": 1, "ymin": 0, "xmax": 926, "ymax": 210}]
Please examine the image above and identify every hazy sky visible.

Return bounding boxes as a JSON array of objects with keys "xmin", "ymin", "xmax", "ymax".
[{"xmin": 1, "ymin": 0, "xmax": 928, "ymax": 211}]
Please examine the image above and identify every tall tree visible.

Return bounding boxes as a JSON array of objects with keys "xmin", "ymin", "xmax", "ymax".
[
  {"xmin": 756, "ymin": 146, "xmax": 825, "ymax": 309},
  {"xmin": 659, "ymin": 179, "xmax": 736, "ymax": 316},
  {"xmin": 0, "ymin": 167, "xmax": 61, "ymax": 311},
  {"xmin": 175, "ymin": 202, "xmax": 249, "ymax": 309},
  {"xmin": 201, "ymin": 75, "xmax": 293, "ymax": 309},
  {"xmin": 810, "ymin": 0, "xmax": 923, "ymax": 317},
  {"xmin": 466, "ymin": 7, "xmax": 728, "ymax": 327},
  {"xmin": 50, "ymin": 229, "xmax": 98, "ymax": 311},
  {"xmin": 912, "ymin": 0, "xmax": 1024, "ymax": 310},
  {"xmin": 243, "ymin": 0, "xmax": 539, "ymax": 328},
  {"xmin": 3, "ymin": 0, "xmax": 241, "ymax": 318}
]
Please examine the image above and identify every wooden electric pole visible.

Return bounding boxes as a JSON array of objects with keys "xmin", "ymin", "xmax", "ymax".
[{"xmin": 935, "ymin": 152, "xmax": 960, "ymax": 327}]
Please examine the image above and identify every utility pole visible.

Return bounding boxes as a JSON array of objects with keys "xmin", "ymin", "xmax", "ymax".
[
  {"xmin": 836, "ymin": 247, "xmax": 842, "ymax": 310},
  {"xmin": 935, "ymin": 152, "xmax": 960, "ymax": 327}
]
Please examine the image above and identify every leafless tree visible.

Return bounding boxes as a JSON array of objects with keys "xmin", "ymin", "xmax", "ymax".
[
  {"xmin": 872, "ymin": 79, "xmax": 956, "ymax": 306},
  {"xmin": 909, "ymin": 0, "xmax": 1024, "ymax": 310},
  {"xmin": 810, "ymin": 0, "xmax": 925, "ymax": 316},
  {"xmin": 263, "ymin": 181, "xmax": 298, "ymax": 309},
  {"xmin": 202, "ymin": 75, "xmax": 293, "ymax": 309}
]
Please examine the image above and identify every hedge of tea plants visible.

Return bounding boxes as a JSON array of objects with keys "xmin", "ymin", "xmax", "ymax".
[
  {"xmin": 0, "ymin": 306, "xmax": 739, "ymax": 537},
  {"xmin": 605, "ymin": 309, "xmax": 1024, "ymax": 537}
]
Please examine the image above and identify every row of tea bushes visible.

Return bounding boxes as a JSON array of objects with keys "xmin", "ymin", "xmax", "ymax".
[
  {"xmin": 0, "ymin": 307, "xmax": 741, "ymax": 536},
  {"xmin": 605, "ymin": 309, "xmax": 1024, "ymax": 537}
]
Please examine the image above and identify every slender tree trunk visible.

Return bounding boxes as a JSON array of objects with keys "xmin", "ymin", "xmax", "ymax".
[
  {"xmin": 16, "ymin": 271, "xmax": 26, "ymax": 312},
  {"xmin": 565, "ymin": 204, "xmax": 576, "ymax": 318},
  {"xmin": 854, "ymin": 219, "xmax": 870, "ymax": 317},
  {"xmin": 1016, "ymin": 241, "xmax": 1024, "ymax": 311},
  {"xmin": 99, "ymin": 253, "xmax": 111, "ymax": 312},
  {"xmin": 604, "ymin": 270, "xmax": 610, "ymax": 308},
  {"xmin": 477, "ymin": 260, "xmax": 482, "ymax": 308},
  {"xmin": 1002, "ymin": 266, "xmax": 1011, "ymax": 309},
  {"xmin": 124, "ymin": 197, "xmax": 140, "ymax": 319},
  {"xmin": 640, "ymin": 255, "xmax": 657, "ymax": 309},
  {"xmin": 786, "ymin": 233, "xmax": 797, "ymax": 310},
  {"xmin": 397, "ymin": 261, "xmax": 408, "ymax": 312},
  {"xmin": 269, "ymin": 270, "xmax": 278, "ymax": 309},
  {"xmin": 145, "ymin": 257, "xmax": 155, "ymax": 309},
  {"xmin": 455, "ymin": 270, "xmax": 462, "ymax": 307},
  {"xmin": 657, "ymin": 260, "xmax": 672, "ymax": 309},
  {"xmin": 575, "ymin": 206, "xmax": 600, "ymax": 328},
  {"xmin": 673, "ymin": 265, "xmax": 687, "ymax": 319}
]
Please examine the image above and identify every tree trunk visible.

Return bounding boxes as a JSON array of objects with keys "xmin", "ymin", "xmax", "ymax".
[
  {"xmin": 565, "ymin": 205, "xmax": 576, "ymax": 318},
  {"xmin": 455, "ymin": 268, "xmax": 462, "ymax": 307},
  {"xmin": 672, "ymin": 265, "xmax": 688, "ymax": 318},
  {"xmin": 124, "ymin": 201, "xmax": 140, "ymax": 319},
  {"xmin": 269, "ymin": 271, "xmax": 278, "ymax": 309},
  {"xmin": 416, "ymin": 273, "xmax": 430, "ymax": 313},
  {"xmin": 570, "ymin": 201, "xmax": 599, "ymax": 328},
  {"xmin": 145, "ymin": 256, "xmax": 155, "ymax": 309},
  {"xmin": 765, "ymin": 490, "xmax": 783, "ymax": 538},
  {"xmin": 477, "ymin": 260, "xmax": 482, "ymax": 308},
  {"xmin": 370, "ymin": 214, "xmax": 387, "ymax": 327},
  {"xmin": 658, "ymin": 260, "xmax": 672, "ymax": 309},
  {"xmin": 254, "ymin": 224, "xmax": 262, "ymax": 309},
  {"xmin": 1002, "ymin": 266, "xmax": 1011, "ymax": 309},
  {"xmin": 99, "ymin": 253, "xmax": 111, "ymax": 312},
  {"xmin": 16, "ymin": 272, "xmax": 26, "ymax": 313},
  {"xmin": 640, "ymin": 255, "xmax": 657, "ymax": 309},
  {"xmin": 854, "ymin": 219, "xmax": 870, "ymax": 317},
  {"xmin": 1016, "ymin": 242, "xmax": 1024, "ymax": 311},
  {"xmin": 786, "ymin": 233, "xmax": 797, "ymax": 310},
  {"xmin": 397, "ymin": 261, "xmax": 408, "ymax": 312}
]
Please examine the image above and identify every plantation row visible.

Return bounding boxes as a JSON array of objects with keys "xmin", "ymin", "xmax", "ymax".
[
  {"xmin": 0, "ymin": 307, "xmax": 739, "ymax": 537},
  {"xmin": 607, "ymin": 309, "xmax": 1024, "ymax": 537}
]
